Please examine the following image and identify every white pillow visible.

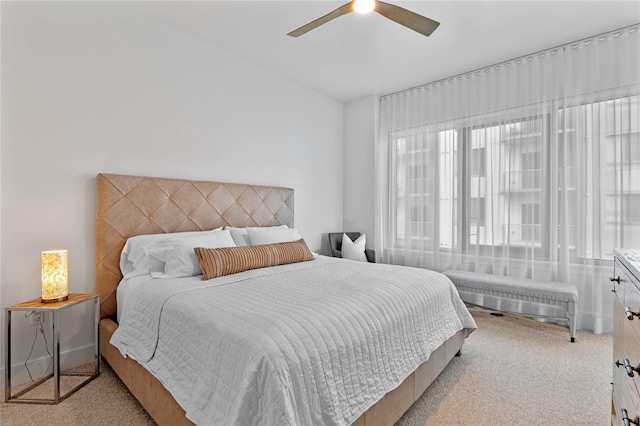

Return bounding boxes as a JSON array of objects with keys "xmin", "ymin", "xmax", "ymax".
[
  {"xmin": 342, "ymin": 233, "xmax": 368, "ymax": 262},
  {"xmin": 247, "ymin": 227, "xmax": 302, "ymax": 246},
  {"xmin": 226, "ymin": 225, "xmax": 288, "ymax": 246},
  {"xmin": 144, "ymin": 229, "xmax": 236, "ymax": 278},
  {"xmin": 120, "ymin": 228, "xmax": 222, "ymax": 278}
]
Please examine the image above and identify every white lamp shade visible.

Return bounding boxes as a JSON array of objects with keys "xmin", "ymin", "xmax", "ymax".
[{"xmin": 41, "ymin": 250, "xmax": 69, "ymax": 303}]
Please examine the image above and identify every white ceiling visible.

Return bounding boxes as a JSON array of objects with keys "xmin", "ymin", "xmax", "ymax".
[{"xmin": 128, "ymin": 1, "xmax": 640, "ymax": 102}]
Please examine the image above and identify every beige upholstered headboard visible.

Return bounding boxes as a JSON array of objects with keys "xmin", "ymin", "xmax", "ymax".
[{"xmin": 96, "ymin": 173, "xmax": 294, "ymax": 320}]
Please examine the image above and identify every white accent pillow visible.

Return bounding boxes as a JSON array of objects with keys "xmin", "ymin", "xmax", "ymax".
[
  {"xmin": 342, "ymin": 233, "xmax": 368, "ymax": 262},
  {"xmin": 247, "ymin": 227, "xmax": 302, "ymax": 246},
  {"xmin": 144, "ymin": 229, "xmax": 236, "ymax": 278},
  {"xmin": 120, "ymin": 228, "xmax": 223, "ymax": 278},
  {"xmin": 226, "ymin": 225, "xmax": 288, "ymax": 246}
]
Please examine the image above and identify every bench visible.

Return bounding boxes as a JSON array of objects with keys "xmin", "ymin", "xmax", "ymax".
[{"xmin": 443, "ymin": 270, "xmax": 578, "ymax": 342}]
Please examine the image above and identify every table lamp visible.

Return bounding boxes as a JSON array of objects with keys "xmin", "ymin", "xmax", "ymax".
[{"xmin": 41, "ymin": 249, "xmax": 68, "ymax": 303}]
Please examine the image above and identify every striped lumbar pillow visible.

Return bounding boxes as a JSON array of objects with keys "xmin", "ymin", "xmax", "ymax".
[{"xmin": 194, "ymin": 238, "xmax": 315, "ymax": 280}]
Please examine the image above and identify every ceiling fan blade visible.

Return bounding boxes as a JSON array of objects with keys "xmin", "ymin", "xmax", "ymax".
[
  {"xmin": 375, "ymin": 1, "xmax": 440, "ymax": 37},
  {"xmin": 287, "ymin": 2, "xmax": 354, "ymax": 37}
]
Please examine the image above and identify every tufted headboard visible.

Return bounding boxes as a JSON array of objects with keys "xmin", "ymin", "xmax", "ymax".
[{"xmin": 95, "ymin": 173, "xmax": 294, "ymax": 320}]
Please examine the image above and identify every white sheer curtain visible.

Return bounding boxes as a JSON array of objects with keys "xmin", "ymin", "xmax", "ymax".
[{"xmin": 377, "ymin": 25, "xmax": 640, "ymax": 333}]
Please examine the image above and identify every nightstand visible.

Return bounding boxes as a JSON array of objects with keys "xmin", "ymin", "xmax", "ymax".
[{"xmin": 4, "ymin": 293, "xmax": 100, "ymax": 404}]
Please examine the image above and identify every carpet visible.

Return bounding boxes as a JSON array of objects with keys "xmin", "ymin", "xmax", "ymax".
[{"xmin": 1, "ymin": 309, "xmax": 612, "ymax": 425}]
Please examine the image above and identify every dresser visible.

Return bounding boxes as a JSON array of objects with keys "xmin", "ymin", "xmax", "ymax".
[{"xmin": 612, "ymin": 248, "xmax": 640, "ymax": 426}]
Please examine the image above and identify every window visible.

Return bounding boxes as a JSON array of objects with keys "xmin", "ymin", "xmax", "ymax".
[
  {"xmin": 520, "ymin": 203, "xmax": 542, "ymax": 243},
  {"xmin": 625, "ymin": 195, "xmax": 640, "ymax": 223},
  {"xmin": 471, "ymin": 147, "xmax": 486, "ymax": 177},
  {"xmin": 390, "ymin": 95, "xmax": 640, "ymax": 261},
  {"xmin": 520, "ymin": 152, "xmax": 542, "ymax": 190},
  {"xmin": 438, "ymin": 129, "xmax": 458, "ymax": 249},
  {"xmin": 469, "ymin": 198, "xmax": 486, "ymax": 226},
  {"xmin": 559, "ymin": 95, "xmax": 640, "ymax": 256}
]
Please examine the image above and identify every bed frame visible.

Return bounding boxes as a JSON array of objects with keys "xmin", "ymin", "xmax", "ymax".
[{"xmin": 96, "ymin": 173, "xmax": 466, "ymax": 426}]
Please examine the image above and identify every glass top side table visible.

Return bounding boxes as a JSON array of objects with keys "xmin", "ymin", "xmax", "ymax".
[{"xmin": 4, "ymin": 293, "xmax": 100, "ymax": 404}]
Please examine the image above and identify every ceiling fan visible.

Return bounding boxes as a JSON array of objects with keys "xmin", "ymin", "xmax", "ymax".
[{"xmin": 287, "ymin": 0, "xmax": 440, "ymax": 38}]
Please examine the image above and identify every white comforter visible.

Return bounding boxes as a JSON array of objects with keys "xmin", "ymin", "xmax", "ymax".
[{"xmin": 111, "ymin": 256, "xmax": 476, "ymax": 426}]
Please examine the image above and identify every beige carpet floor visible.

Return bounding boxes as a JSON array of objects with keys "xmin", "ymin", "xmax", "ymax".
[{"xmin": 1, "ymin": 309, "xmax": 612, "ymax": 426}]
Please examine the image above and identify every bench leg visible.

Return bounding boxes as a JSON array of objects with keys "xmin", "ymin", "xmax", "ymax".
[{"xmin": 568, "ymin": 301, "xmax": 577, "ymax": 343}]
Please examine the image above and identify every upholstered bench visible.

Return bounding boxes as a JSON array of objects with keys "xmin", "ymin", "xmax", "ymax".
[{"xmin": 443, "ymin": 270, "xmax": 578, "ymax": 342}]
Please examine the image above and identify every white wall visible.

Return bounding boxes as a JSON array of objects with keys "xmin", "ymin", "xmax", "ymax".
[
  {"xmin": 343, "ymin": 96, "xmax": 378, "ymax": 251},
  {"xmin": 1, "ymin": 2, "xmax": 343, "ymax": 384}
]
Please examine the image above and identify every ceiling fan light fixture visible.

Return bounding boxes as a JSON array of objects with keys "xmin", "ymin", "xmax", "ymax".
[
  {"xmin": 287, "ymin": 0, "xmax": 439, "ymax": 38},
  {"xmin": 353, "ymin": 0, "xmax": 375, "ymax": 14}
]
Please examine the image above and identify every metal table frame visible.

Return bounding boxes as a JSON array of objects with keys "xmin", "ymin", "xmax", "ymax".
[{"xmin": 4, "ymin": 293, "xmax": 100, "ymax": 404}]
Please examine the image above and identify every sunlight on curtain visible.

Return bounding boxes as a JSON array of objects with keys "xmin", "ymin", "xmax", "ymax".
[{"xmin": 378, "ymin": 25, "xmax": 640, "ymax": 333}]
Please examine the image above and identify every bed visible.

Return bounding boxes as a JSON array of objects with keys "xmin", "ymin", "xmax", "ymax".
[{"xmin": 96, "ymin": 173, "xmax": 476, "ymax": 426}]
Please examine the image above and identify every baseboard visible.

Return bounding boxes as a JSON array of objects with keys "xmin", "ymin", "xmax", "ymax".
[{"xmin": 1, "ymin": 343, "xmax": 96, "ymax": 388}]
